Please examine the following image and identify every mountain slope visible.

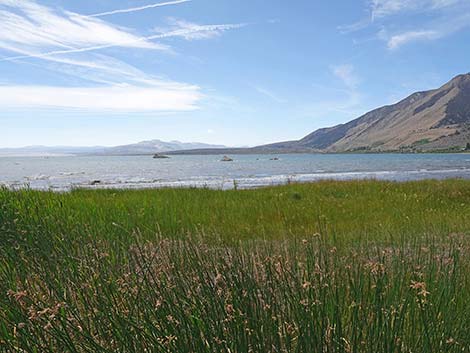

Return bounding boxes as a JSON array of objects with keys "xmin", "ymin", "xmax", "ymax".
[
  {"xmin": 170, "ymin": 73, "xmax": 470, "ymax": 155},
  {"xmin": 289, "ymin": 73, "xmax": 470, "ymax": 152}
]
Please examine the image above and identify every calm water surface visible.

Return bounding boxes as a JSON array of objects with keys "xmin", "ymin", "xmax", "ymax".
[{"xmin": 1, "ymin": 154, "xmax": 470, "ymax": 191}]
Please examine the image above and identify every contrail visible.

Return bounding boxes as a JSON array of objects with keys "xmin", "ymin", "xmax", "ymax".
[
  {"xmin": 88, "ymin": 0, "xmax": 191, "ymax": 17},
  {"xmin": 0, "ymin": 23, "xmax": 246, "ymax": 62}
]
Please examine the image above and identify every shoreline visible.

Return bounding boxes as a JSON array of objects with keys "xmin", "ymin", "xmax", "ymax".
[
  {"xmin": 2, "ymin": 151, "xmax": 470, "ymax": 158},
  {"xmin": 3, "ymin": 173, "xmax": 470, "ymax": 193}
]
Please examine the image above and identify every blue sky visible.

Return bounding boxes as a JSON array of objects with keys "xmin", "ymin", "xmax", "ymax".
[{"xmin": 1, "ymin": 0, "xmax": 470, "ymax": 147}]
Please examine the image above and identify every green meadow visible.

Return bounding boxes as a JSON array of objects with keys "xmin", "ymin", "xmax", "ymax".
[{"xmin": 1, "ymin": 179, "xmax": 470, "ymax": 352}]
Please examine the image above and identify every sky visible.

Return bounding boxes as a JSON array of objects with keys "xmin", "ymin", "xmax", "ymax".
[{"xmin": 1, "ymin": 0, "xmax": 470, "ymax": 148}]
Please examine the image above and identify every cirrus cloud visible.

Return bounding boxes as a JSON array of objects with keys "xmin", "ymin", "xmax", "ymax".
[
  {"xmin": 387, "ymin": 30, "xmax": 440, "ymax": 49},
  {"xmin": 0, "ymin": 0, "xmax": 245, "ymax": 113},
  {"xmin": 0, "ymin": 0, "xmax": 164, "ymax": 53},
  {"xmin": 154, "ymin": 18, "xmax": 247, "ymax": 41},
  {"xmin": 343, "ymin": 0, "xmax": 470, "ymax": 50},
  {"xmin": 331, "ymin": 64, "xmax": 360, "ymax": 89},
  {"xmin": 0, "ymin": 84, "xmax": 203, "ymax": 112},
  {"xmin": 370, "ymin": 0, "xmax": 461, "ymax": 19}
]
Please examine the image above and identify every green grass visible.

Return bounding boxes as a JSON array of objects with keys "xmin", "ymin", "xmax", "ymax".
[{"xmin": 1, "ymin": 179, "xmax": 470, "ymax": 352}]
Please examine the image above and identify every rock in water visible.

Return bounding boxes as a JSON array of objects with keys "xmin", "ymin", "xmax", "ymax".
[
  {"xmin": 221, "ymin": 156, "xmax": 233, "ymax": 162},
  {"xmin": 153, "ymin": 154, "xmax": 170, "ymax": 159}
]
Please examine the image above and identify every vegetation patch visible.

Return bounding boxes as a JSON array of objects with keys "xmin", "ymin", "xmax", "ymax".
[
  {"xmin": 1, "ymin": 180, "xmax": 470, "ymax": 352},
  {"xmin": 412, "ymin": 138, "xmax": 430, "ymax": 146}
]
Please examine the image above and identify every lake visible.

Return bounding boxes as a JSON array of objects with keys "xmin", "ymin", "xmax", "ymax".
[{"xmin": 1, "ymin": 153, "xmax": 470, "ymax": 191}]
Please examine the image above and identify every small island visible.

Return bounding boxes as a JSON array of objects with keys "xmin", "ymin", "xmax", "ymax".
[
  {"xmin": 221, "ymin": 155, "xmax": 233, "ymax": 162},
  {"xmin": 153, "ymin": 153, "xmax": 170, "ymax": 159}
]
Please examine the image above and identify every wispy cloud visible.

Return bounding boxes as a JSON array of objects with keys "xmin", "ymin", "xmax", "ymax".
[
  {"xmin": 299, "ymin": 84, "xmax": 364, "ymax": 124},
  {"xmin": 0, "ymin": 17, "xmax": 245, "ymax": 61},
  {"xmin": 89, "ymin": 0, "xmax": 190, "ymax": 18},
  {"xmin": 0, "ymin": 1, "xmax": 162, "ymax": 55},
  {"xmin": 0, "ymin": 84, "xmax": 202, "ymax": 112},
  {"xmin": 154, "ymin": 18, "xmax": 247, "ymax": 41},
  {"xmin": 387, "ymin": 30, "xmax": 440, "ymax": 49},
  {"xmin": 370, "ymin": 0, "xmax": 460, "ymax": 19},
  {"xmin": 343, "ymin": 0, "xmax": 470, "ymax": 49},
  {"xmin": 383, "ymin": 10, "xmax": 470, "ymax": 49},
  {"xmin": 302, "ymin": 65, "xmax": 363, "ymax": 117},
  {"xmin": 25, "ymin": 53, "xmax": 172, "ymax": 86},
  {"xmin": 254, "ymin": 86, "xmax": 286, "ymax": 103},
  {"xmin": 0, "ymin": 0, "xmax": 245, "ymax": 62},
  {"xmin": 0, "ymin": 0, "xmax": 245, "ymax": 112},
  {"xmin": 297, "ymin": 65, "xmax": 365, "ymax": 125},
  {"xmin": 331, "ymin": 64, "xmax": 360, "ymax": 89},
  {"xmin": 0, "ymin": 0, "xmax": 172, "ymax": 63}
]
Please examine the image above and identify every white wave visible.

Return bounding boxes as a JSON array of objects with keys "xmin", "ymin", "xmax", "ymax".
[
  {"xmin": 25, "ymin": 174, "xmax": 50, "ymax": 181},
  {"xmin": 6, "ymin": 166, "xmax": 470, "ymax": 192}
]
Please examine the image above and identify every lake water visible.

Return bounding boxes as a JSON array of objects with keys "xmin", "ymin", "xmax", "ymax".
[{"xmin": 1, "ymin": 154, "xmax": 470, "ymax": 191}]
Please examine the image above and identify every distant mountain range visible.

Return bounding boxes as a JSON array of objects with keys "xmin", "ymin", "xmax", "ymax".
[
  {"xmin": 171, "ymin": 73, "xmax": 470, "ymax": 154},
  {"xmin": 0, "ymin": 140, "xmax": 227, "ymax": 157},
  {"xmin": 0, "ymin": 146, "xmax": 103, "ymax": 157},
  {"xmin": 94, "ymin": 140, "xmax": 227, "ymax": 156}
]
